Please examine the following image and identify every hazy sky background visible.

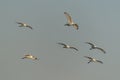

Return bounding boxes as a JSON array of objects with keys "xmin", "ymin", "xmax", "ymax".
[{"xmin": 1, "ymin": 0, "xmax": 120, "ymax": 80}]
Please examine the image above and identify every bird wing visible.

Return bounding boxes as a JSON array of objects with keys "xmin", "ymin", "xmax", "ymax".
[
  {"xmin": 84, "ymin": 56, "xmax": 93, "ymax": 59},
  {"xmin": 85, "ymin": 42, "xmax": 95, "ymax": 47},
  {"xmin": 64, "ymin": 12, "xmax": 73, "ymax": 24},
  {"xmin": 21, "ymin": 54, "xmax": 30, "ymax": 59},
  {"xmin": 70, "ymin": 47, "xmax": 78, "ymax": 51},
  {"xmin": 16, "ymin": 22, "xmax": 23, "ymax": 25},
  {"xmin": 73, "ymin": 24, "xmax": 79, "ymax": 30},
  {"xmin": 96, "ymin": 60, "xmax": 103, "ymax": 64},
  {"xmin": 58, "ymin": 43, "xmax": 67, "ymax": 46},
  {"xmin": 24, "ymin": 54, "xmax": 31, "ymax": 56},
  {"xmin": 95, "ymin": 47, "xmax": 106, "ymax": 53},
  {"xmin": 26, "ymin": 25, "xmax": 33, "ymax": 29}
]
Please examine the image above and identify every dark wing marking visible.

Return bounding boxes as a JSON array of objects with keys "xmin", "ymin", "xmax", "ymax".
[
  {"xmin": 24, "ymin": 54, "xmax": 31, "ymax": 56},
  {"xmin": 70, "ymin": 47, "xmax": 78, "ymax": 51},
  {"xmin": 35, "ymin": 57, "xmax": 40, "ymax": 60},
  {"xmin": 26, "ymin": 25, "xmax": 33, "ymax": 29},
  {"xmin": 73, "ymin": 24, "xmax": 79, "ymax": 30},
  {"xmin": 21, "ymin": 57, "xmax": 25, "ymax": 59},
  {"xmin": 21, "ymin": 54, "xmax": 30, "ymax": 59},
  {"xmin": 58, "ymin": 43, "xmax": 67, "ymax": 46},
  {"xmin": 84, "ymin": 56, "xmax": 93, "ymax": 59},
  {"xmin": 88, "ymin": 60, "xmax": 92, "ymax": 64},
  {"xmin": 16, "ymin": 22, "xmax": 23, "ymax": 24},
  {"xmin": 95, "ymin": 47, "xmax": 106, "ymax": 53},
  {"xmin": 96, "ymin": 60, "xmax": 103, "ymax": 64},
  {"xmin": 85, "ymin": 42, "xmax": 95, "ymax": 48},
  {"xmin": 64, "ymin": 12, "xmax": 73, "ymax": 24}
]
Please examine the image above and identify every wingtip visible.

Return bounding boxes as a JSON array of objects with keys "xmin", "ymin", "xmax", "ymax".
[
  {"xmin": 21, "ymin": 57, "xmax": 25, "ymax": 59},
  {"xmin": 64, "ymin": 12, "xmax": 67, "ymax": 14},
  {"xmin": 76, "ymin": 27, "xmax": 79, "ymax": 30},
  {"xmin": 104, "ymin": 51, "xmax": 106, "ymax": 54}
]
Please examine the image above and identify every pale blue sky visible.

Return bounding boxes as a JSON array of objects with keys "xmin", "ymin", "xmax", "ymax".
[{"xmin": 1, "ymin": 0, "xmax": 120, "ymax": 80}]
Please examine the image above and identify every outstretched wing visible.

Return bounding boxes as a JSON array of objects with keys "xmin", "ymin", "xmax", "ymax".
[
  {"xmin": 70, "ymin": 47, "xmax": 78, "ymax": 51},
  {"xmin": 73, "ymin": 24, "xmax": 79, "ymax": 30},
  {"xmin": 96, "ymin": 60, "xmax": 103, "ymax": 64},
  {"xmin": 84, "ymin": 56, "xmax": 93, "ymax": 59},
  {"xmin": 95, "ymin": 47, "xmax": 106, "ymax": 53},
  {"xmin": 58, "ymin": 43, "xmax": 67, "ymax": 46},
  {"xmin": 24, "ymin": 54, "xmax": 31, "ymax": 56},
  {"xmin": 85, "ymin": 42, "xmax": 95, "ymax": 48},
  {"xmin": 26, "ymin": 25, "xmax": 33, "ymax": 29},
  {"xmin": 64, "ymin": 12, "xmax": 73, "ymax": 24},
  {"xmin": 16, "ymin": 22, "xmax": 23, "ymax": 25},
  {"xmin": 21, "ymin": 54, "xmax": 30, "ymax": 59}
]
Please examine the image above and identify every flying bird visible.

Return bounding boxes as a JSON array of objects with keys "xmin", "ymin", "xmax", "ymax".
[
  {"xmin": 84, "ymin": 56, "xmax": 103, "ymax": 64},
  {"xmin": 21, "ymin": 54, "xmax": 39, "ymax": 60},
  {"xmin": 16, "ymin": 22, "xmax": 33, "ymax": 29},
  {"xmin": 57, "ymin": 42, "xmax": 78, "ymax": 51},
  {"xmin": 85, "ymin": 42, "xmax": 106, "ymax": 53},
  {"xmin": 64, "ymin": 12, "xmax": 79, "ymax": 30}
]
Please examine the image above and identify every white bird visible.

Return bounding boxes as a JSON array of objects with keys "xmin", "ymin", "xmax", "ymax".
[
  {"xmin": 85, "ymin": 42, "xmax": 106, "ymax": 54},
  {"xmin": 21, "ymin": 54, "xmax": 39, "ymax": 60},
  {"xmin": 64, "ymin": 12, "xmax": 79, "ymax": 30},
  {"xmin": 16, "ymin": 22, "xmax": 33, "ymax": 29},
  {"xmin": 84, "ymin": 56, "xmax": 103, "ymax": 64},
  {"xmin": 58, "ymin": 42, "xmax": 78, "ymax": 51}
]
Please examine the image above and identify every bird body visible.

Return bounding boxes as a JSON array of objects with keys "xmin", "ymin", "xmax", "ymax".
[
  {"xmin": 66, "ymin": 45, "xmax": 71, "ymax": 48},
  {"xmin": 16, "ymin": 22, "xmax": 33, "ymax": 29},
  {"xmin": 85, "ymin": 42, "xmax": 106, "ymax": 53},
  {"xmin": 84, "ymin": 56, "xmax": 103, "ymax": 64},
  {"xmin": 22, "ymin": 54, "xmax": 38, "ymax": 60},
  {"xmin": 58, "ymin": 42, "xmax": 78, "ymax": 51},
  {"xmin": 64, "ymin": 12, "xmax": 79, "ymax": 30}
]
